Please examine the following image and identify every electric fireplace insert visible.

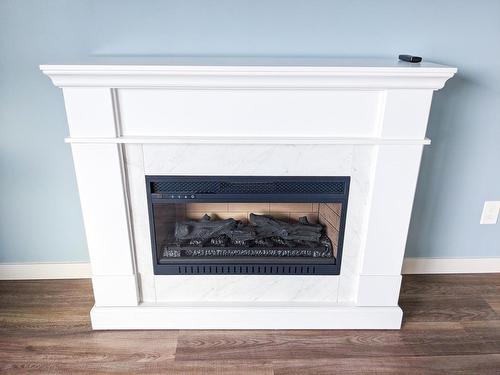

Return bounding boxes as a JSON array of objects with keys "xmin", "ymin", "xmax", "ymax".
[{"xmin": 146, "ymin": 176, "xmax": 349, "ymax": 275}]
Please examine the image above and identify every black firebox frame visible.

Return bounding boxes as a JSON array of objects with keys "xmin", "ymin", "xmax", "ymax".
[{"xmin": 146, "ymin": 176, "xmax": 349, "ymax": 275}]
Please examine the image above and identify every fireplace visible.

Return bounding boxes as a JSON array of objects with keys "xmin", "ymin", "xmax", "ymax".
[
  {"xmin": 41, "ymin": 58, "xmax": 456, "ymax": 329},
  {"xmin": 147, "ymin": 176, "xmax": 349, "ymax": 275}
]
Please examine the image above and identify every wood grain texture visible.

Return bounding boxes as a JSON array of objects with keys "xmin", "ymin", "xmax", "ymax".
[{"xmin": 0, "ymin": 274, "xmax": 499, "ymax": 374}]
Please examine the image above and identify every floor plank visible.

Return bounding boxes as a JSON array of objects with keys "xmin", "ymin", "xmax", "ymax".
[
  {"xmin": 174, "ymin": 320, "xmax": 500, "ymax": 361},
  {"xmin": 0, "ymin": 275, "xmax": 499, "ymax": 374},
  {"xmin": 272, "ymin": 354, "xmax": 500, "ymax": 375},
  {"xmin": 400, "ymin": 295, "xmax": 498, "ymax": 322},
  {"xmin": 400, "ymin": 274, "xmax": 500, "ymax": 297},
  {"xmin": 484, "ymin": 294, "xmax": 500, "ymax": 314}
]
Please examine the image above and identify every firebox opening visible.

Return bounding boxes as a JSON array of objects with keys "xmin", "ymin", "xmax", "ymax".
[{"xmin": 146, "ymin": 176, "xmax": 349, "ymax": 275}]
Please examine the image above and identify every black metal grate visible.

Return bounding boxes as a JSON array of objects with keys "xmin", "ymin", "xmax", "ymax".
[
  {"xmin": 151, "ymin": 180, "xmax": 345, "ymax": 195},
  {"xmin": 176, "ymin": 264, "xmax": 318, "ymax": 275}
]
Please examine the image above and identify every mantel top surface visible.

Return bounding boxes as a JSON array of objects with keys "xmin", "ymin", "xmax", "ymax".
[
  {"xmin": 40, "ymin": 56, "xmax": 456, "ymax": 73},
  {"xmin": 40, "ymin": 57, "xmax": 456, "ymax": 89}
]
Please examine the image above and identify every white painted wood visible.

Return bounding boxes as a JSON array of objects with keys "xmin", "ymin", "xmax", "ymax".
[
  {"xmin": 402, "ymin": 257, "xmax": 500, "ymax": 274},
  {"xmin": 0, "ymin": 262, "xmax": 91, "ymax": 280},
  {"xmin": 62, "ymin": 88, "xmax": 117, "ymax": 138},
  {"xmin": 118, "ymin": 89, "xmax": 380, "ymax": 137},
  {"xmin": 71, "ymin": 143, "xmax": 139, "ymax": 306},
  {"xmin": 377, "ymin": 90, "xmax": 434, "ymax": 139},
  {"xmin": 71, "ymin": 144, "xmax": 135, "ymax": 276},
  {"xmin": 64, "ymin": 136, "xmax": 432, "ymax": 145},
  {"xmin": 92, "ymin": 275, "xmax": 139, "ymax": 306},
  {"xmin": 356, "ymin": 275, "xmax": 402, "ymax": 306},
  {"xmin": 40, "ymin": 58, "xmax": 456, "ymax": 89},
  {"xmin": 39, "ymin": 56, "xmax": 456, "ymax": 69},
  {"xmin": 360, "ymin": 145, "xmax": 424, "ymax": 276},
  {"xmin": 41, "ymin": 59, "xmax": 456, "ymax": 329},
  {"xmin": 90, "ymin": 304, "xmax": 403, "ymax": 330}
]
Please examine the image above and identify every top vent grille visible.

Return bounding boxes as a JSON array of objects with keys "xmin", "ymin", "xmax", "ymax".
[{"xmin": 150, "ymin": 179, "xmax": 346, "ymax": 195}]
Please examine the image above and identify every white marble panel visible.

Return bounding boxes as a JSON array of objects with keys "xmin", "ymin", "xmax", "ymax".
[
  {"xmin": 134, "ymin": 143, "xmax": 370, "ymax": 304},
  {"xmin": 155, "ymin": 275, "xmax": 339, "ymax": 302},
  {"xmin": 143, "ymin": 144, "xmax": 353, "ymax": 176},
  {"xmin": 337, "ymin": 146, "xmax": 376, "ymax": 302}
]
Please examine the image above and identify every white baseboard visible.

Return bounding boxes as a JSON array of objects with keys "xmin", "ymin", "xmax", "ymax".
[
  {"xmin": 402, "ymin": 257, "xmax": 500, "ymax": 274},
  {"xmin": 0, "ymin": 262, "xmax": 91, "ymax": 280},
  {"xmin": 0, "ymin": 258, "xmax": 499, "ymax": 280}
]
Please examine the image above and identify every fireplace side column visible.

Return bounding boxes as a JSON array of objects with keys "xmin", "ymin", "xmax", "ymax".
[
  {"xmin": 63, "ymin": 88, "xmax": 139, "ymax": 307},
  {"xmin": 356, "ymin": 89, "xmax": 433, "ymax": 307}
]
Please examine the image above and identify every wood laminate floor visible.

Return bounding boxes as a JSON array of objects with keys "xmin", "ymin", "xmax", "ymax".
[{"xmin": 0, "ymin": 274, "xmax": 499, "ymax": 374}]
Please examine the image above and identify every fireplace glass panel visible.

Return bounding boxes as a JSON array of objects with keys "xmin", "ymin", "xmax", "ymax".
[
  {"xmin": 153, "ymin": 202, "xmax": 342, "ymax": 261},
  {"xmin": 147, "ymin": 176, "xmax": 349, "ymax": 275}
]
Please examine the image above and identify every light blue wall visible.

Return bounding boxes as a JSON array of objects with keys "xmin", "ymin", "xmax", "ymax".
[{"xmin": 1, "ymin": 0, "xmax": 499, "ymax": 263}]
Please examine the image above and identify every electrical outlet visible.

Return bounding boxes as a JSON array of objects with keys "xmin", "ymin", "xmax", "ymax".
[{"xmin": 480, "ymin": 201, "xmax": 500, "ymax": 224}]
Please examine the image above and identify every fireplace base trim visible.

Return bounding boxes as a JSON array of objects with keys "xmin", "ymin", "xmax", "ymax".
[
  {"xmin": 90, "ymin": 304, "xmax": 403, "ymax": 330},
  {"xmin": 92, "ymin": 274, "xmax": 140, "ymax": 306}
]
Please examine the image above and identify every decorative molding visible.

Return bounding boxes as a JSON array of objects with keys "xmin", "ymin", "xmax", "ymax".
[
  {"xmin": 1, "ymin": 258, "xmax": 498, "ymax": 280},
  {"xmin": 64, "ymin": 136, "xmax": 432, "ymax": 146},
  {"xmin": 0, "ymin": 262, "xmax": 91, "ymax": 280},
  {"xmin": 402, "ymin": 257, "xmax": 500, "ymax": 274},
  {"xmin": 40, "ymin": 59, "xmax": 456, "ymax": 89}
]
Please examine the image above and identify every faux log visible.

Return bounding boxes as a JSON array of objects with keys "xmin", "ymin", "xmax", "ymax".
[
  {"xmin": 174, "ymin": 214, "xmax": 255, "ymax": 245},
  {"xmin": 174, "ymin": 213, "xmax": 325, "ymax": 246},
  {"xmin": 249, "ymin": 213, "xmax": 322, "ymax": 242}
]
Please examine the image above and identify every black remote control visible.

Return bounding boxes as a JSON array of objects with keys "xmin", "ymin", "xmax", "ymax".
[{"xmin": 399, "ymin": 54, "xmax": 422, "ymax": 63}]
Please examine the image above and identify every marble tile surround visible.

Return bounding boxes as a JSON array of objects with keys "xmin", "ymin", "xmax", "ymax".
[{"xmin": 126, "ymin": 143, "xmax": 373, "ymax": 303}]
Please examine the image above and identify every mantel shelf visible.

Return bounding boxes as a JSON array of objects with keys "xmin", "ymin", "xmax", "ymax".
[{"xmin": 41, "ymin": 57, "xmax": 456, "ymax": 89}]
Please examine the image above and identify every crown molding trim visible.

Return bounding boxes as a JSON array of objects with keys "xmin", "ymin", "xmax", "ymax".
[{"xmin": 40, "ymin": 61, "xmax": 456, "ymax": 89}]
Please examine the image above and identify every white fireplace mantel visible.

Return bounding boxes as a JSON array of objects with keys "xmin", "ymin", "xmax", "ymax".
[
  {"xmin": 41, "ymin": 58, "xmax": 456, "ymax": 329},
  {"xmin": 41, "ymin": 57, "xmax": 453, "ymax": 88}
]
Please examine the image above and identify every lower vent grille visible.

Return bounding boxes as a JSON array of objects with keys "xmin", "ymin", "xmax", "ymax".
[{"xmin": 177, "ymin": 265, "xmax": 318, "ymax": 275}]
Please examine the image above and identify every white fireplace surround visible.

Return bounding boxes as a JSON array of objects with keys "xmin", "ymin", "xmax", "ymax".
[{"xmin": 41, "ymin": 58, "xmax": 456, "ymax": 329}]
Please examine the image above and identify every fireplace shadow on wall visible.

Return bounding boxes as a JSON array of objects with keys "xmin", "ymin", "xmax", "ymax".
[{"xmin": 146, "ymin": 176, "xmax": 349, "ymax": 275}]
